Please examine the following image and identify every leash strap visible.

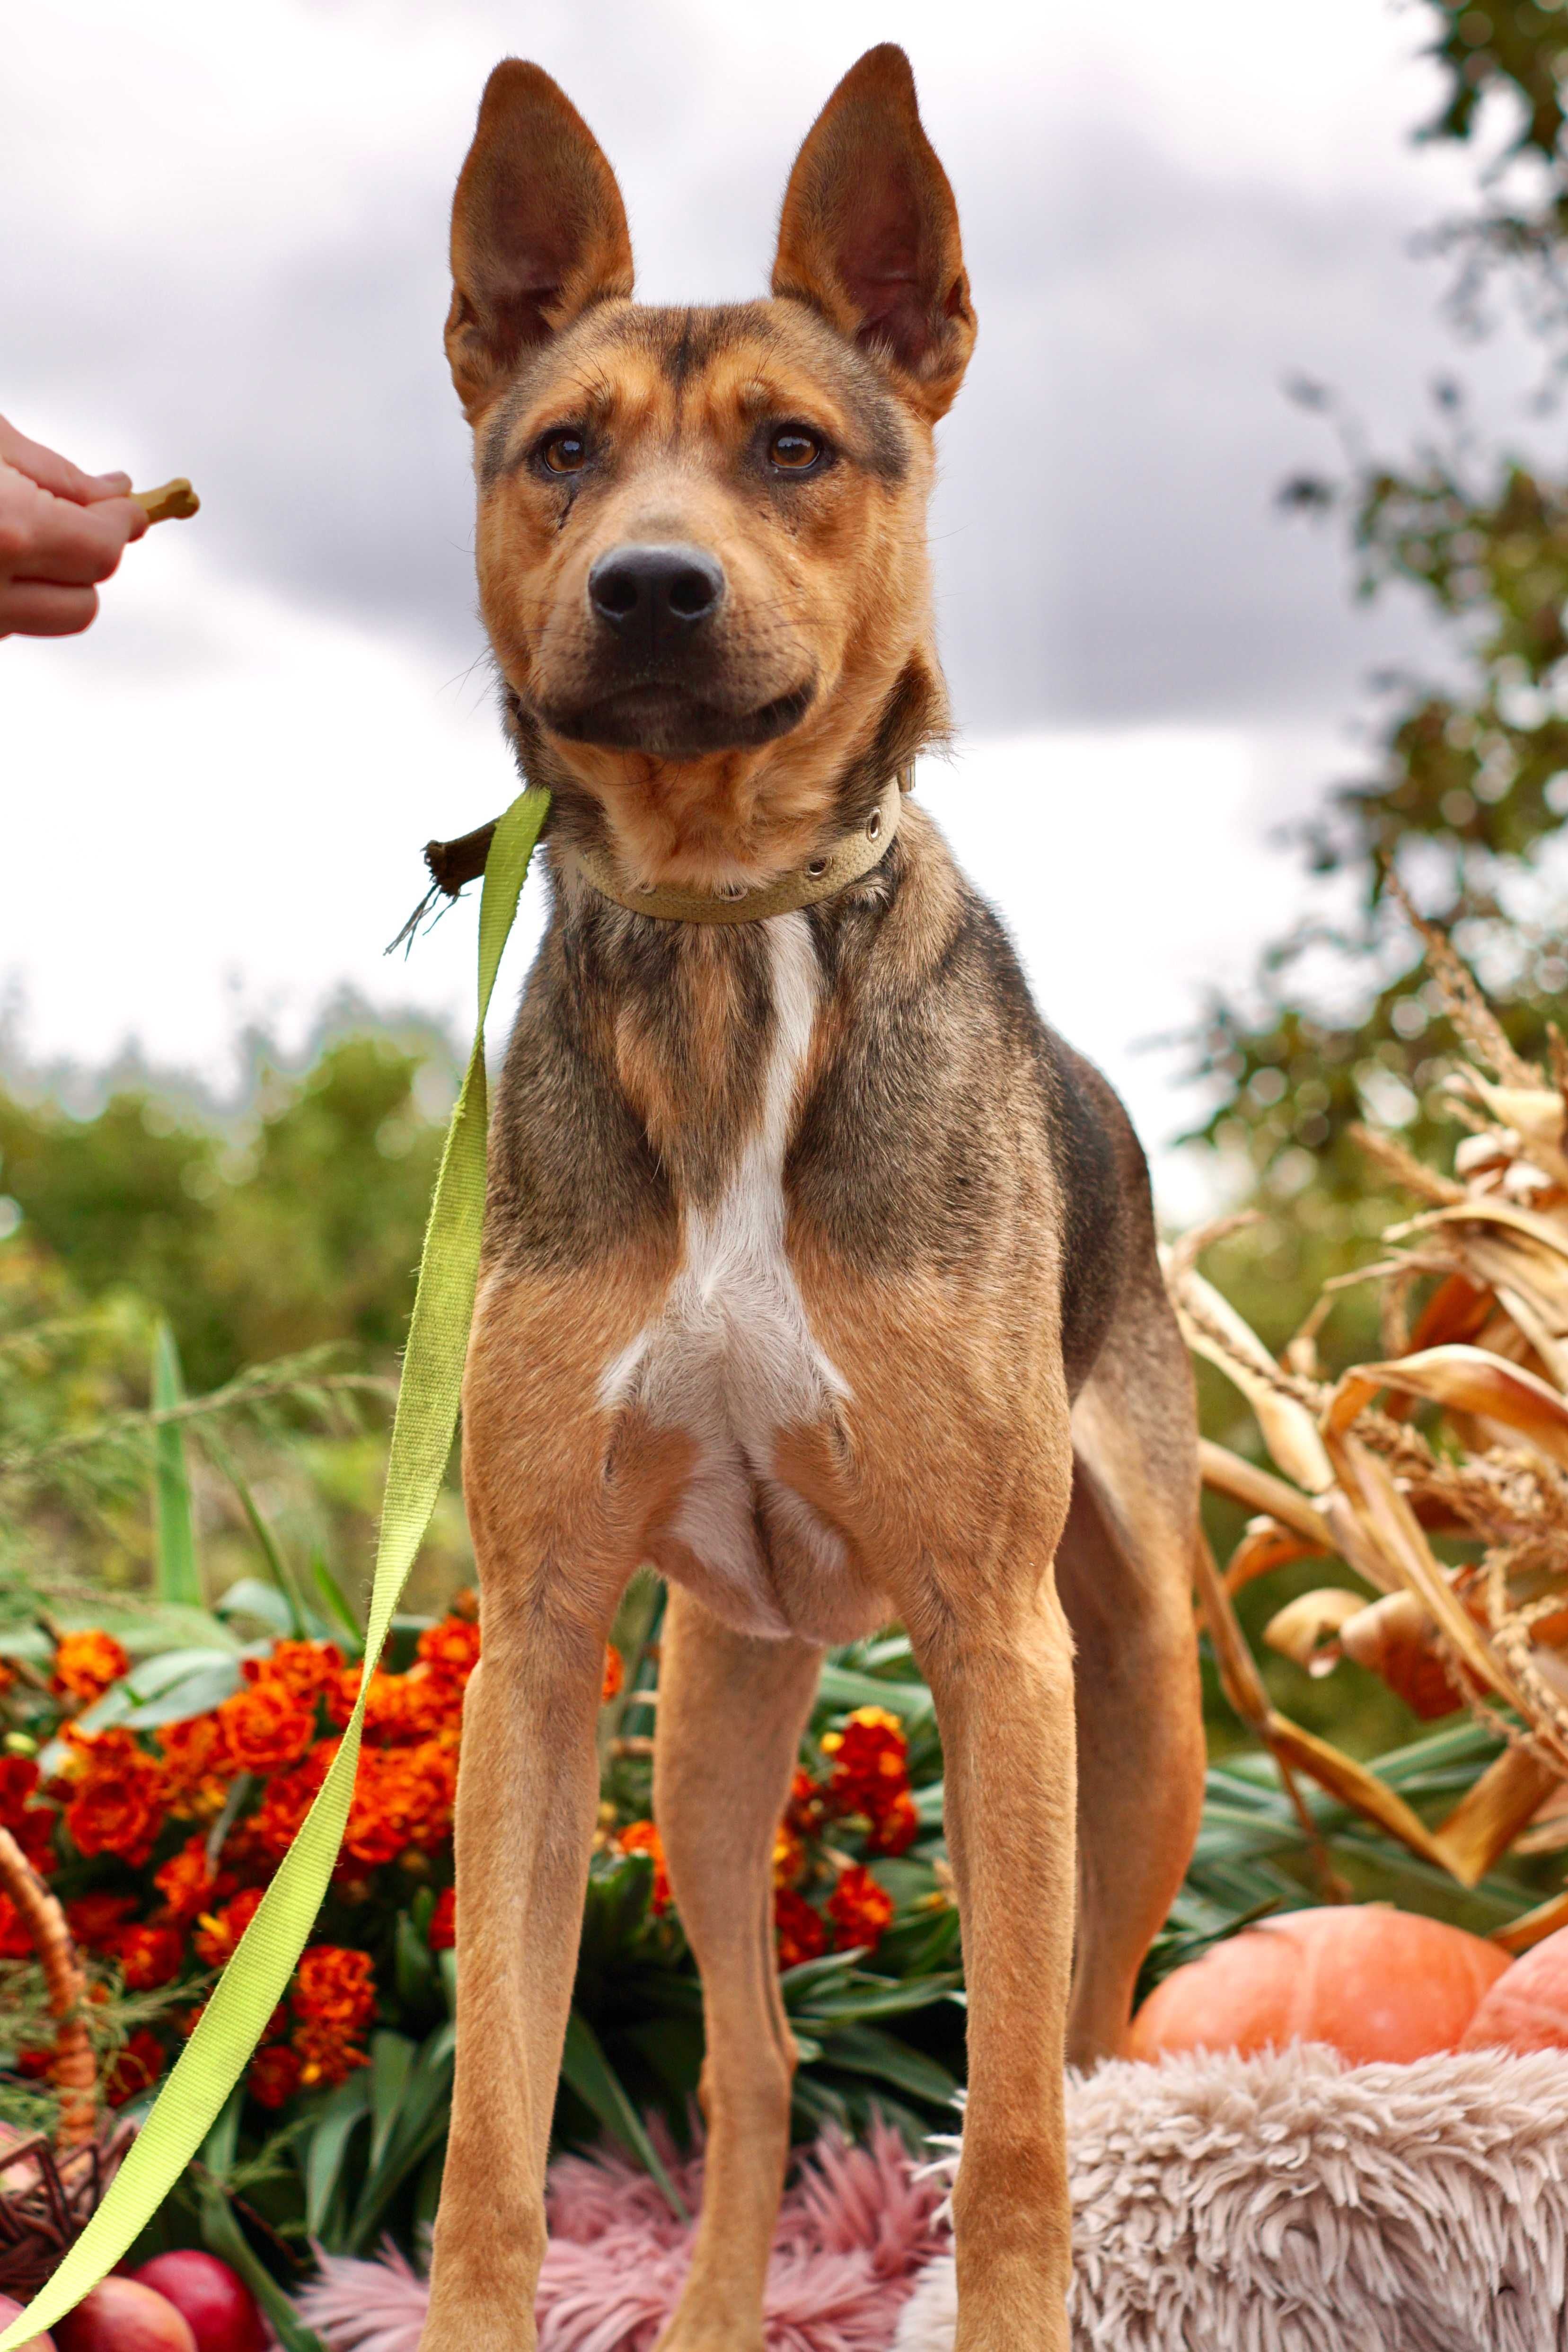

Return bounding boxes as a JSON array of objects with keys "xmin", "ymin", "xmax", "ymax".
[{"xmin": 0, "ymin": 786, "xmax": 551, "ymax": 2352}]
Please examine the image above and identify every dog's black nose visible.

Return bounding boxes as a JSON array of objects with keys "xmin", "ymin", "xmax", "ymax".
[{"xmin": 588, "ymin": 543, "xmax": 725, "ymax": 644}]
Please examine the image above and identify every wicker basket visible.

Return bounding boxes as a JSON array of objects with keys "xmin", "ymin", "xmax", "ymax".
[{"xmin": 0, "ymin": 1826, "xmax": 135, "ymax": 2300}]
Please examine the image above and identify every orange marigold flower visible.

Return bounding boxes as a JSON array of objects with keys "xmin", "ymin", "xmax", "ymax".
[
  {"xmin": 218, "ymin": 1680, "xmax": 315, "ymax": 1775},
  {"xmin": 245, "ymin": 1638, "xmax": 342, "ymax": 1703},
  {"xmin": 66, "ymin": 1750, "xmax": 161, "ymax": 1867},
  {"xmin": 51, "ymin": 1630, "xmax": 130, "ymax": 1704},
  {"xmin": 427, "ymin": 1886, "xmax": 456, "ymax": 1952},
  {"xmin": 250, "ymin": 1740, "xmax": 337, "ymax": 1863},
  {"xmin": 775, "ymin": 1888, "xmax": 828, "ymax": 1972},
  {"xmin": 601, "ymin": 1647, "xmax": 624, "ymax": 1704},
  {"xmin": 0, "ymin": 1895, "xmax": 33, "ymax": 1960},
  {"xmin": 293, "ymin": 1944, "xmax": 376, "ymax": 2032},
  {"xmin": 155, "ymin": 1712, "xmax": 232, "ymax": 1817},
  {"xmin": 864, "ymin": 1787, "xmax": 919, "ymax": 1858},
  {"xmin": 325, "ymin": 1665, "xmax": 410, "ymax": 1742},
  {"xmin": 194, "ymin": 1887, "xmax": 265, "ymax": 1968},
  {"xmin": 826, "ymin": 1863, "xmax": 894, "ymax": 1955},
  {"xmin": 64, "ymin": 1892, "xmax": 138, "ymax": 1949},
  {"xmin": 617, "ymin": 1820, "xmax": 671, "ymax": 1915},
  {"xmin": 343, "ymin": 1740, "xmax": 455, "ymax": 1867},
  {"xmin": 117, "ymin": 1922, "xmax": 186, "ymax": 1990},
  {"xmin": 449, "ymin": 1587, "xmax": 478, "ymax": 1622},
  {"xmin": 247, "ymin": 2042, "xmax": 302, "ymax": 2109},
  {"xmin": 395, "ymin": 1664, "xmax": 463, "ymax": 1739},
  {"xmin": 106, "ymin": 2028, "xmax": 166, "ymax": 2107},
  {"xmin": 415, "ymin": 1618, "xmax": 481, "ymax": 1683},
  {"xmin": 772, "ymin": 1823, "xmax": 805, "ymax": 1890}
]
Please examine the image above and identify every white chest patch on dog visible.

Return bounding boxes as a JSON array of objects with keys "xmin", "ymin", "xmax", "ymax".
[{"xmin": 597, "ymin": 911, "xmax": 851, "ymax": 1635}]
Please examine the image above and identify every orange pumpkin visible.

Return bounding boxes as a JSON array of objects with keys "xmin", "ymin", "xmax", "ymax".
[
  {"xmin": 1128, "ymin": 1905, "xmax": 1510, "ymax": 2066},
  {"xmin": 1460, "ymin": 1923, "xmax": 1568, "ymax": 2053}
]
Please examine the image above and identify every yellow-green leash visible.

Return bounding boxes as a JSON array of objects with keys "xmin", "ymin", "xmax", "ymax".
[{"xmin": 0, "ymin": 787, "xmax": 550, "ymax": 2352}]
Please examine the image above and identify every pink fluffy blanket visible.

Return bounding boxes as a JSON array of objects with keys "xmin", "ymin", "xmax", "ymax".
[{"xmin": 296, "ymin": 2119, "xmax": 946, "ymax": 2352}]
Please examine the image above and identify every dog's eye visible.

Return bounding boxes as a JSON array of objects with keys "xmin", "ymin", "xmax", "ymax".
[
  {"xmin": 768, "ymin": 427, "xmax": 824, "ymax": 472},
  {"xmin": 538, "ymin": 430, "xmax": 588, "ymax": 475}
]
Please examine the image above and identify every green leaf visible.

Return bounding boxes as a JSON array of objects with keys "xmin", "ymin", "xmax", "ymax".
[
  {"xmin": 214, "ymin": 1578, "xmax": 295, "ymax": 1637},
  {"xmin": 816, "ymin": 1665, "xmax": 934, "ymax": 1721},
  {"xmin": 304, "ymin": 2073, "xmax": 372, "ymax": 2237},
  {"xmin": 311, "ymin": 1550, "xmax": 365, "ymax": 1651},
  {"xmin": 151, "ymin": 1320, "xmax": 203, "ymax": 1609},
  {"xmin": 202, "ymin": 1431, "xmax": 309, "ymax": 1636},
  {"xmin": 813, "ymin": 2022, "xmax": 958, "ymax": 2108},
  {"xmin": 367, "ymin": 2032, "xmax": 416, "ymax": 2173},
  {"xmin": 124, "ymin": 1647, "xmax": 240, "ymax": 1700},
  {"xmin": 394, "ymin": 1911, "xmax": 438, "ymax": 2008},
  {"xmin": 200, "ymin": 2087, "xmax": 244, "ymax": 2184},
  {"xmin": 560, "ymin": 2009, "xmax": 688, "ymax": 2220},
  {"xmin": 198, "ymin": 2183, "xmax": 328, "ymax": 2352},
  {"xmin": 122, "ymin": 1662, "xmax": 243, "ymax": 1727}
]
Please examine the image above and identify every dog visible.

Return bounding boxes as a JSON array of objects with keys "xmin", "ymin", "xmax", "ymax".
[{"xmin": 419, "ymin": 46, "xmax": 1206, "ymax": 2352}]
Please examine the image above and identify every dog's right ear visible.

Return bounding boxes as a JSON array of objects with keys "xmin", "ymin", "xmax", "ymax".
[{"xmin": 446, "ymin": 61, "xmax": 634, "ymax": 422}]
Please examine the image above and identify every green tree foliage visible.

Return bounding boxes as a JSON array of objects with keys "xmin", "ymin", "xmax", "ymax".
[
  {"xmin": 0, "ymin": 1026, "xmax": 455, "ymax": 1392},
  {"xmin": 1191, "ymin": 0, "xmax": 1568, "ymax": 1361}
]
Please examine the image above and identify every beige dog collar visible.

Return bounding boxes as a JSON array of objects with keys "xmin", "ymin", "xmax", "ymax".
[{"xmin": 567, "ymin": 767, "xmax": 911, "ymax": 925}]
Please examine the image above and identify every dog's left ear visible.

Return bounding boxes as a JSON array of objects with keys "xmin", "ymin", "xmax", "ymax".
[{"xmin": 771, "ymin": 45, "xmax": 975, "ymax": 423}]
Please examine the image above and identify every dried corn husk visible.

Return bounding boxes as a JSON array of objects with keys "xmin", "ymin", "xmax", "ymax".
[{"xmin": 1169, "ymin": 928, "xmax": 1568, "ymax": 1946}]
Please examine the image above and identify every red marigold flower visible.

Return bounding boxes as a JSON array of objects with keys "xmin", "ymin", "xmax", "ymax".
[
  {"xmin": 427, "ymin": 1886, "xmax": 456, "ymax": 1952},
  {"xmin": 244, "ymin": 1639, "xmax": 343, "ymax": 1703},
  {"xmin": 106, "ymin": 2028, "xmax": 166, "ymax": 2107},
  {"xmin": 217, "ymin": 1680, "xmax": 315, "ymax": 1775},
  {"xmin": 864, "ymin": 1787, "xmax": 919, "ymax": 1858},
  {"xmin": 51, "ymin": 1630, "xmax": 130, "ymax": 1704},
  {"xmin": 826, "ymin": 1864, "xmax": 894, "ymax": 1956},
  {"xmin": 601, "ymin": 1647, "xmax": 624, "ymax": 1704},
  {"xmin": 247, "ymin": 2042, "xmax": 302, "ymax": 2109},
  {"xmin": 415, "ymin": 1618, "xmax": 481, "ymax": 1682},
  {"xmin": 774, "ymin": 1888, "xmax": 828, "ymax": 1972},
  {"xmin": 821, "ymin": 1708, "xmax": 910, "ymax": 1828},
  {"xmin": 292, "ymin": 1945, "xmax": 376, "ymax": 2032},
  {"xmin": 155, "ymin": 1712, "xmax": 232, "ymax": 1818},
  {"xmin": 0, "ymin": 1754, "xmax": 40, "ymax": 1821},
  {"xmin": 12, "ymin": 1806, "xmax": 58, "ymax": 1875},
  {"xmin": 0, "ymin": 1895, "xmax": 33, "ymax": 1960},
  {"xmin": 154, "ymin": 1833, "xmax": 233, "ymax": 1924},
  {"xmin": 65, "ymin": 1750, "xmax": 161, "ymax": 1866},
  {"xmin": 64, "ymin": 1891, "xmax": 138, "ymax": 1949},
  {"xmin": 291, "ymin": 2015, "xmax": 370, "ymax": 2089},
  {"xmin": 616, "ymin": 1820, "xmax": 671, "ymax": 1915},
  {"xmin": 13, "ymin": 2046, "xmax": 52, "ymax": 2079},
  {"xmin": 117, "ymin": 1922, "xmax": 186, "ymax": 1990},
  {"xmin": 784, "ymin": 1768, "xmax": 828, "ymax": 1840},
  {"xmin": 194, "ymin": 1887, "xmax": 265, "ymax": 1968}
]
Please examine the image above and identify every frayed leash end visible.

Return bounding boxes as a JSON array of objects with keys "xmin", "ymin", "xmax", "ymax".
[{"xmin": 385, "ymin": 819, "xmax": 502, "ymax": 957}]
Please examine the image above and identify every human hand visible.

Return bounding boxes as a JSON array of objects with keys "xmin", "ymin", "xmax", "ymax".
[{"xmin": 0, "ymin": 414, "xmax": 149, "ymax": 639}]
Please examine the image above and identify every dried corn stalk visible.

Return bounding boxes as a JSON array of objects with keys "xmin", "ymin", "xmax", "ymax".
[{"xmin": 1167, "ymin": 934, "xmax": 1568, "ymax": 1946}]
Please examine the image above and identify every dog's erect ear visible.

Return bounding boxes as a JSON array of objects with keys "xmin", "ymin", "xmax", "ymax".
[
  {"xmin": 771, "ymin": 45, "xmax": 974, "ymax": 422},
  {"xmin": 446, "ymin": 61, "xmax": 634, "ymax": 422}
]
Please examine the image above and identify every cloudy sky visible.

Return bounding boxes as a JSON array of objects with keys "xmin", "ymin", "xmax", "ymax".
[{"xmin": 0, "ymin": 0, "xmax": 1532, "ymax": 1203}]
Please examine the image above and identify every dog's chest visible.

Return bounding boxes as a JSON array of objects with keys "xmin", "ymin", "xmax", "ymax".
[{"xmin": 597, "ymin": 913, "xmax": 851, "ymax": 1629}]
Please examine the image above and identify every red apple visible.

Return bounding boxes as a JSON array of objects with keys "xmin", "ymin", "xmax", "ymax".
[
  {"xmin": 0, "ymin": 2293, "xmax": 55, "ymax": 2352},
  {"xmin": 53, "ymin": 2280, "xmax": 195, "ymax": 2352},
  {"xmin": 127, "ymin": 2259, "xmax": 264, "ymax": 2352}
]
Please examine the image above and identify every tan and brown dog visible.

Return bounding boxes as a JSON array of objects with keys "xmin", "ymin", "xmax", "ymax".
[{"xmin": 419, "ymin": 45, "xmax": 1205, "ymax": 2352}]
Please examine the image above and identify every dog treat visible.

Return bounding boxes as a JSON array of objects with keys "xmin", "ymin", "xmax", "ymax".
[{"xmin": 131, "ymin": 477, "xmax": 200, "ymax": 525}]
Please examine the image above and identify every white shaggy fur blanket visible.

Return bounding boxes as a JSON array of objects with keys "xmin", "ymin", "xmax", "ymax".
[{"xmin": 896, "ymin": 2046, "xmax": 1568, "ymax": 2352}]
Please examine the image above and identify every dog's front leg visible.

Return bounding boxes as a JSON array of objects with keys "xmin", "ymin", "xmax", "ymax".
[
  {"xmin": 420, "ymin": 1607, "xmax": 614, "ymax": 2352},
  {"xmin": 909, "ymin": 1574, "xmax": 1077, "ymax": 2352}
]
